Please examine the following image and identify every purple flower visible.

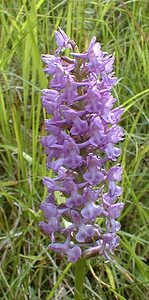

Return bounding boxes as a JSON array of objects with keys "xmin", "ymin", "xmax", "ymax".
[
  {"xmin": 40, "ymin": 202, "xmax": 58, "ymax": 218},
  {"xmin": 81, "ymin": 187, "xmax": 103, "ymax": 221},
  {"xmin": 66, "ymin": 246, "xmax": 82, "ymax": 263},
  {"xmin": 40, "ymin": 29, "xmax": 124, "ymax": 262},
  {"xmin": 63, "ymin": 138, "xmax": 83, "ymax": 169},
  {"xmin": 39, "ymin": 217, "xmax": 60, "ymax": 238},
  {"xmin": 55, "ymin": 27, "xmax": 74, "ymax": 54},
  {"xmin": 71, "ymin": 210, "xmax": 95, "ymax": 242},
  {"xmin": 83, "ymin": 154, "xmax": 105, "ymax": 185},
  {"xmin": 60, "ymin": 75, "xmax": 78, "ymax": 105},
  {"xmin": 105, "ymin": 143, "xmax": 122, "ymax": 160},
  {"xmin": 71, "ymin": 117, "xmax": 88, "ymax": 136},
  {"xmin": 89, "ymin": 116, "xmax": 107, "ymax": 147},
  {"xmin": 107, "ymin": 203, "xmax": 124, "ymax": 219},
  {"xmin": 42, "ymin": 89, "xmax": 59, "ymax": 114},
  {"xmin": 66, "ymin": 182, "xmax": 83, "ymax": 208},
  {"xmin": 108, "ymin": 165, "xmax": 123, "ymax": 181}
]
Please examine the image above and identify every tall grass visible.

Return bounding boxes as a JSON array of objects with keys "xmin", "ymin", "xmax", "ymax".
[{"xmin": 0, "ymin": 1, "xmax": 149, "ymax": 299}]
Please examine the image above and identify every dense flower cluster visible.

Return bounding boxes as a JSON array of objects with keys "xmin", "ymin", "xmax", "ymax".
[{"xmin": 40, "ymin": 28, "xmax": 124, "ymax": 263}]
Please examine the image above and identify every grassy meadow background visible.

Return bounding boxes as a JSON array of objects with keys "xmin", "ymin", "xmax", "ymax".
[{"xmin": 0, "ymin": 0, "xmax": 149, "ymax": 299}]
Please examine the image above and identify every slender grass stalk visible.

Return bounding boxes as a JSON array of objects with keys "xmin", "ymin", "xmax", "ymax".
[
  {"xmin": 74, "ymin": 257, "xmax": 85, "ymax": 300},
  {"xmin": 46, "ymin": 263, "xmax": 72, "ymax": 300}
]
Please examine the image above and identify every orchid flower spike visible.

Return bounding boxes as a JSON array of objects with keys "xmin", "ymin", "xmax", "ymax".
[{"xmin": 40, "ymin": 28, "xmax": 124, "ymax": 263}]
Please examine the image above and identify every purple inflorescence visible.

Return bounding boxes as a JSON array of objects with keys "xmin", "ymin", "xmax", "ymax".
[{"xmin": 40, "ymin": 28, "xmax": 124, "ymax": 263}]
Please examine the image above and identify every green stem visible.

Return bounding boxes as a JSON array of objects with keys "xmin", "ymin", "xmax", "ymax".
[{"xmin": 74, "ymin": 257, "xmax": 85, "ymax": 300}]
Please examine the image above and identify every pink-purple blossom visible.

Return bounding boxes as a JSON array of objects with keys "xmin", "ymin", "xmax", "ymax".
[{"xmin": 39, "ymin": 28, "xmax": 124, "ymax": 263}]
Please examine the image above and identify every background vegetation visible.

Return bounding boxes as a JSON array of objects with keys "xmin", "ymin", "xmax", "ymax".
[{"xmin": 0, "ymin": 0, "xmax": 149, "ymax": 299}]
